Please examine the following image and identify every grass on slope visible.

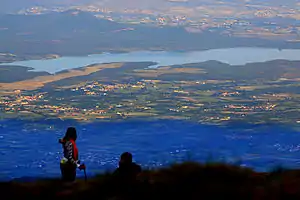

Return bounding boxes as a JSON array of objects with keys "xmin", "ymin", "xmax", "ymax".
[{"xmin": 1, "ymin": 162, "xmax": 300, "ymax": 200}]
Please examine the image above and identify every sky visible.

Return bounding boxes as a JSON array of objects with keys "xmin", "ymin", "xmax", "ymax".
[
  {"xmin": 0, "ymin": 0, "xmax": 180, "ymax": 13},
  {"xmin": 0, "ymin": 0, "xmax": 91, "ymax": 12},
  {"xmin": 0, "ymin": 0, "xmax": 297, "ymax": 13}
]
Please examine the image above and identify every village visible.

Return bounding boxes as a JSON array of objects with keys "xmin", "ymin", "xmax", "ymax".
[{"xmin": 0, "ymin": 78, "xmax": 285, "ymax": 125}]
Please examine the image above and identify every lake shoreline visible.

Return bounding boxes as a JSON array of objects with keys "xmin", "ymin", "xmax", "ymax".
[
  {"xmin": 1, "ymin": 44, "xmax": 299, "ymax": 65},
  {"xmin": 2, "ymin": 47, "xmax": 300, "ymax": 74}
]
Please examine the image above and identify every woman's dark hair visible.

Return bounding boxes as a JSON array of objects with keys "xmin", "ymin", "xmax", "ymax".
[{"xmin": 64, "ymin": 127, "xmax": 77, "ymax": 141}]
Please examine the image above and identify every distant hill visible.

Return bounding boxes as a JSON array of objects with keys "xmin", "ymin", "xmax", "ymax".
[
  {"xmin": 1, "ymin": 60, "xmax": 300, "ymax": 87},
  {"xmin": 0, "ymin": 65, "xmax": 50, "ymax": 83},
  {"xmin": 0, "ymin": 11, "xmax": 298, "ymax": 57}
]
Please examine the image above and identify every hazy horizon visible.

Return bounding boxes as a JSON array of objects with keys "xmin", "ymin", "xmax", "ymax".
[{"xmin": 1, "ymin": 0, "xmax": 299, "ymax": 13}]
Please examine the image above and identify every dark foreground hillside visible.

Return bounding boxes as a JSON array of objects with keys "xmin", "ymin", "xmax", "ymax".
[{"xmin": 1, "ymin": 162, "xmax": 300, "ymax": 200}]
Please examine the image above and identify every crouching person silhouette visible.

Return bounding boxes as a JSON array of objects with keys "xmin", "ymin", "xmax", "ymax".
[
  {"xmin": 112, "ymin": 152, "xmax": 142, "ymax": 197},
  {"xmin": 59, "ymin": 127, "xmax": 85, "ymax": 182},
  {"xmin": 113, "ymin": 152, "xmax": 142, "ymax": 181}
]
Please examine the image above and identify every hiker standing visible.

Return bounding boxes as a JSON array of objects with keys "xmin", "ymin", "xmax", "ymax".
[{"xmin": 59, "ymin": 127, "xmax": 85, "ymax": 182}]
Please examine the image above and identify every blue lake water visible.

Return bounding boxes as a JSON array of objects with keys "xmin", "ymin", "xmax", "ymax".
[
  {"xmin": 1, "ymin": 119, "xmax": 300, "ymax": 181},
  {"xmin": 1, "ymin": 48, "xmax": 300, "ymax": 73}
]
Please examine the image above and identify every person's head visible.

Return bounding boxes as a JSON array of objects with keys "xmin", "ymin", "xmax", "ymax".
[
  {"xmin": 64, "ymin": 127, "xmax": 77, "ymax": 141},
  {"xmin": 119, "ymin": 152, "xmax": 133, "ymax": 165}
]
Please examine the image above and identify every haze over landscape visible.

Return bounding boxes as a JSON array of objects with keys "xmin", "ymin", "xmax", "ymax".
[
  {"xmin": 1, "ymin": 0, "xmax": 300, "ymax": 12},
  {"xmin": 1, "ymin": 2, "xmax": 300, "ymax": 197}
]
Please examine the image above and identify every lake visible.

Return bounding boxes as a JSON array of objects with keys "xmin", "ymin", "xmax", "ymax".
[
  {"xmin": 1, "ymin": 119, "xmax": 300, "ymax": 181},
  {"xmin": 2, "ymin": 48, "xmax": 300, "ymax": 73}
]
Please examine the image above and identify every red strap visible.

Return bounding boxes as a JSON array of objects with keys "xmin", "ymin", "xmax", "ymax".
[{"xmin": 70, "ymin": 140, "xmax": 78, "ymax": 161}]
